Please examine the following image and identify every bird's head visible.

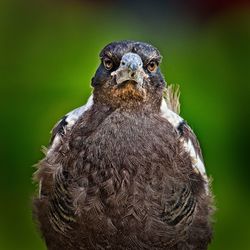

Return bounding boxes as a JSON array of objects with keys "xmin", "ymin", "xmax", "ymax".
[{"xmin": 92, "ymin": 41, "xmax": 166, "ymax": 111}]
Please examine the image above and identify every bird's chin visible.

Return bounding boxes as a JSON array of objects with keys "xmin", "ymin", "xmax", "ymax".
[
  {"xmin": 116, "ymin": 80, "xmax": 139, "ymax": 88},
  {"xmin": 110, "ymin": 79, "xmax": 146, "ymax": 101}
]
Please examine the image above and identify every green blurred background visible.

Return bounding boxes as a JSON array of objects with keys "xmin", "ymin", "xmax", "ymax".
[{"xmin": 1, "ymin": 0, "xmax": 250, "ymax": 249}]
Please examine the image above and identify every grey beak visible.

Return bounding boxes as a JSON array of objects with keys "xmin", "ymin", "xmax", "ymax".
[
  {"xmin": 120, "ymin": 53, "xmax": 142, "ymax": 72},
  {"xmin": 111, "ymin": 52, "xmax": 148, "ymax": 85}
]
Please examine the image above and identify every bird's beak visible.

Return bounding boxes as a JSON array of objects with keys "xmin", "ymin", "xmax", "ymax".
[{"xmin": 111, "ymin": 52, "xmax": 148, "ymax": 86}]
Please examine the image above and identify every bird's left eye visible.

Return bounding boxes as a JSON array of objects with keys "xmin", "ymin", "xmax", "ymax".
[
  {"xmin": 103, "ymin": 58, "xmax": 113, "ymax": 70},
  {"xmin": 147, "ymin": 61, "xmax": 158, "ymax": 73}
]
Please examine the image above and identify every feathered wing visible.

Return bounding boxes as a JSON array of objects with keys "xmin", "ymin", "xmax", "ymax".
[
  {"xmin": 162, "ymin": 184, "xmax": 196, "ymax": 227},
  {"xmin": 36, "ymin": 94, "xmax": 93, "ymax": 201},
  {"xmin": 159, "ymin": 85, "xmax": 211, "ymax": 247},
  {"xmin": 33, "ymin": 95, "xmax": 94, "ymax": 248},
  {"xmin": 161, "ymin": 85, "xmax": 208, "ymax": 192}
]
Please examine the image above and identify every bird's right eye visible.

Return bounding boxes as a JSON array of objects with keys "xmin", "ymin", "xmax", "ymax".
[
  {"xmin": 103, "ymin": 58, "xmax": 113, "ymax": 70},
  {"xmin": 147, "ymin": 60, "xmax": 158, "ymax": 73}
]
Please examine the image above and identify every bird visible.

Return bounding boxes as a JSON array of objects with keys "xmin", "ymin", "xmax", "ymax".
[{"xmin": 33, "ymin": 40, "xmax": 214, "ymax": 250}]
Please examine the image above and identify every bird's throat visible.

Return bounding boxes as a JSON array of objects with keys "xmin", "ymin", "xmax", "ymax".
[{"xmin": 110, "ymin": 81, "xmax": 146, "ymax": 102}]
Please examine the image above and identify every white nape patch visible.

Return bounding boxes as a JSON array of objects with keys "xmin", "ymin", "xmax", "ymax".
[
  {"xmin": 160, "ymin": 98, "xmax": 183, "ymax": 128},
  {"xmin": 47, "ymin": 95, "xmax": 94, "ymax": 156}
]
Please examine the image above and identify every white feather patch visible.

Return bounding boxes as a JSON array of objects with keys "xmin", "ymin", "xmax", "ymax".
[
  {"xmin": 182, "ymin": 139, "xmax": 207, "ymax": 178},
  {"xmin": 47, "ymin": 94, "xmax": 94, "ymax": 156},
  {"xmin": 64, "ymin": 94, "xmax": 94, "ymax": 129},
  {"xmin": 47, "ymin": 134, "xmax": 61, "ymax": 156},
  {"xmin": 160, "ymin": 98, "xmax": 183, "ymax": 127}
]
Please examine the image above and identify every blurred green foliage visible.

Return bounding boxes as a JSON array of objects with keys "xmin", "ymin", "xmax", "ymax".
[{"xmin": 0, "ymin": 0, "xmax": 250, "ymax": 249}]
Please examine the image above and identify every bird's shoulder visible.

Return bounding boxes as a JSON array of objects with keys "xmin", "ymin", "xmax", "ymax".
[
  {"xmin": 47, "ymin": 95, "xmax": 94, "ymax": 154},
  {"xmin": 160, "ymin": 98, "xmax": 208, "ymax": 192}
]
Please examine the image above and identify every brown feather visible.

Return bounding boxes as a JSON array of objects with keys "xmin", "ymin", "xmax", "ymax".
[{"xmin": 33, "ymin": 41, "xmax": 213, "ymax": 250}]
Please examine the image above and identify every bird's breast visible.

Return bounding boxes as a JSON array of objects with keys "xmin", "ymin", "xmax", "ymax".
[
  {"xmin": 69, "ymin": 110, "xmax": 193, "ymax": 212},
  {"xmin": 44, "ymin": 109, "xmax": 204, "ymax": 248}
]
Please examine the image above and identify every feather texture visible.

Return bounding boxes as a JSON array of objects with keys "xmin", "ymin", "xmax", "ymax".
[
  {"xmin": 33, "ymin": 41, "xmax": 213, "ymax": 250},
  {"xmin": 163, "ymin": 84, "xmax": 181, "ymax": 115}
]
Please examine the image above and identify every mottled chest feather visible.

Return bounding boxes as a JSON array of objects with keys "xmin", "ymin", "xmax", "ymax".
[{"xmin": 70, "ymin": 107, "xmax": 183, "ymax": 170}]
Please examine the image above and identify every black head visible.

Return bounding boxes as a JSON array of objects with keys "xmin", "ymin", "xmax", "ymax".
[{"xmin": 92, "ymin": 41, "xmax": 166, "ymax": 110}]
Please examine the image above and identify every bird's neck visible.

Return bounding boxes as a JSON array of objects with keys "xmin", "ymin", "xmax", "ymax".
[
  {"xmin": 93, "ymin": 91, "xmax": 162, "ymax": 113},
  {"xmin": 92, "ymin": 84, "xmax": 163, "ymax": 112}
]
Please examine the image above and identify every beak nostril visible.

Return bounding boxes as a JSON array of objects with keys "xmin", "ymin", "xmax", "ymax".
[{"xmin": 130, "ymin": 72, "xmax": 135, "ymax": 78}]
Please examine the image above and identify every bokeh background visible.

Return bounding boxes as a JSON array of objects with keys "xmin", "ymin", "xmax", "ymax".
[{"xmin": 1, "ymin": 0, "xmax": 250, "ymax": 249}]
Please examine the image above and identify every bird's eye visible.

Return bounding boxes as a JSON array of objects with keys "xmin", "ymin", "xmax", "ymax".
[
  {"xmin": 147, "ymin": 61, "xmax": 158, "ymax": 73},
  {"xmin": 103, "ymin": 58, "xmax": 113, "ymax": 70}
]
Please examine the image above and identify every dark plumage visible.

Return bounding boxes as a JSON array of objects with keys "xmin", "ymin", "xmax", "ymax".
[{"xmin": 33, "ymin": 40, "xmax": 214, "ymax": 250}]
